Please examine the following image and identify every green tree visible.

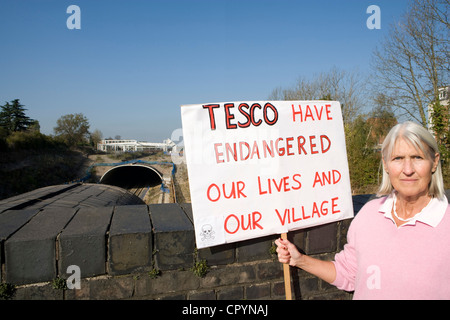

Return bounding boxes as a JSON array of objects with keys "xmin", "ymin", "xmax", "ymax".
[
  {"xmin": 370, "ymin": 94, "xmax": 399, "ymax": 144},
  {"xmin": 430, "ymin": 99, "xmax": 450, "ymax": 159},
  {"xmin": 0, "ymin": 99, "xmax": 35, "ymax": 134},
  {"xmin": 53, "ymin": 113, "xmax": 90, "ymax": 147},
  {"xmin": 345, "ymin": 116, "xmax": 382, "ymax": 193},
  {"xmin": 345, "ymin": 101, "xmax": 398, "ymax": 194},
  {"xmin": 89, "ymin": 129, "xmax": 103, "ymax": 148}
]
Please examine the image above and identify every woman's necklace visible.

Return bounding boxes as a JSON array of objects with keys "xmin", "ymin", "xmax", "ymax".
[
  {"xmin": 392, "ymin": 200, "xmax": 414, "ymax": 222},
  {"xmin": 392, "ymin": 193, "xmax": 432, "ymax": 222}
]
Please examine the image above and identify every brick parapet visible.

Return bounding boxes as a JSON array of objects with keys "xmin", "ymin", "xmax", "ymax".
[
  {"xmin": 0, "ymin": 185, "xmax": 382, "ymax": 300},
  {"xmin": 1, "ymin": 203, "xmax": 356, "ymax": 300}
]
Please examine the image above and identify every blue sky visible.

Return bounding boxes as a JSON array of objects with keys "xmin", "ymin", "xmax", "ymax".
[{"xmin": 0, "ymin": 0, "xmax": 409, "ymax": 142}]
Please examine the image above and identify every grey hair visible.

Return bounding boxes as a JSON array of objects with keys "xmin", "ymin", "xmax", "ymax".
[{"xmin": 377, "ymin": 121, "xmax": 444, "ymax": 199}]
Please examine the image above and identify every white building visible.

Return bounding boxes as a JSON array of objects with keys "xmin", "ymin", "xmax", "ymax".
[{"xmin": 97, "ymin": 139, "xmax": 176, "ymax": 153}]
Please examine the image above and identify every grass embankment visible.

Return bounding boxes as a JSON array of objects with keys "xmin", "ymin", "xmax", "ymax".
[{"xmin": 0, "ymin": 149, "xmax": 88, "ymax": 200}]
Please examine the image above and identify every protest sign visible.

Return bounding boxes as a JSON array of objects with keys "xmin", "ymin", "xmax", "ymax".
[{"xmin": 181, "ymin": 101, "xmax": 353, "ymax": 249}]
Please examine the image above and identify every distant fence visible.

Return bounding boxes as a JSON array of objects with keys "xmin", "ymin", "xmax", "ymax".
[{"xmin": 76, "ymin": 159, "xmax": 176, "ymax": 183}]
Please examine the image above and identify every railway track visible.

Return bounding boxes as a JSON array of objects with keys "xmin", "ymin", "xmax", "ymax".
[
  {"xmin": 128, "ymin": 184, "xmax": 169, "ymax": 204},
  {"xmin": 129, "ymin": 186, "xmax": 147, "ymax": 199}
]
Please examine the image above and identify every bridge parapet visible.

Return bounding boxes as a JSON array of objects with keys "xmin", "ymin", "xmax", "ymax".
[
  {"xmin": 2, "ymin": 186, "xmax": 447, "ymax": 299},
  {"xmin": 0, "ymin": 185, "xmax": 352, "ymax": 299}
]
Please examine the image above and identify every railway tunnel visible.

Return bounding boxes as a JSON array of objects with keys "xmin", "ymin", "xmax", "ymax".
[{"xmin": 100, "ymin": 164, "xmax": 163, "ymax": 189}]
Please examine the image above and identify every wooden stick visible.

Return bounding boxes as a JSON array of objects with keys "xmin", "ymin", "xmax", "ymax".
[{"xmin": 281, "ymin": 232, "xmax": 292, "ymax": 300}]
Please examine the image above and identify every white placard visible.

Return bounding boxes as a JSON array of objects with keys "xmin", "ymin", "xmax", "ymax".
[{"xmin": 181, "ymin": 101, "xmax": 354, "ymax": 248}]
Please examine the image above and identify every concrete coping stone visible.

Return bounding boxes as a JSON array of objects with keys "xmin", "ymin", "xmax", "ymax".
[{"xmin": 4, "ymin": 207, "xmax": 78, "ymax": 284}]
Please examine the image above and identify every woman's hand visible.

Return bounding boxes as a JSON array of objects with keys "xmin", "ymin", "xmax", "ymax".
[
  {"xmin": 274, "ymin": 238, "xmax": 303, "ymax": 268},
  {"xmin": 275, "ymin": 237, "xmax": 337, "ymax": 284}
]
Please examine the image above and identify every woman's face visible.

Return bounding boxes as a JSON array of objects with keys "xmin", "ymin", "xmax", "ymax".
[{"xmin": 383, "ymin": 138, "xmax": 439, "ymax": 200}]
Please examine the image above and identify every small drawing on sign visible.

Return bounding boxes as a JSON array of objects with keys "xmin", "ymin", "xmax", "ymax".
[{"xmin": 200, "ymin": 224, "xmax": 215, "ymax": 241}]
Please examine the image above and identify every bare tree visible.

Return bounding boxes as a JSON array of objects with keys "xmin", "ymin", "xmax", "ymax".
[
  {"xmin": 371, "ymin": 0, "xmax": 449, "ymax": 126},
  {"xmin": 268, "ymin": 66, "xmax": 366, "ymax": 124}
]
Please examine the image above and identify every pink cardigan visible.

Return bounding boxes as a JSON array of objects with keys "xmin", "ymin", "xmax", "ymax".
[{"xmin": 332, "ymin": 195, "xmax": 450, "ymax": 299}]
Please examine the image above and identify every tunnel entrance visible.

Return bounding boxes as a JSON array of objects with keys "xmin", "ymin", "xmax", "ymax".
[{"xmin": 100, "ymin": 165, "xmax": 163, "ymax": 189}]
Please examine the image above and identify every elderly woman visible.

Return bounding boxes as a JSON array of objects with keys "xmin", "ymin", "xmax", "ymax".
[{"xmin": 275, "ymin": 121, "xmax": 450, "ymax": 299}]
